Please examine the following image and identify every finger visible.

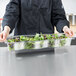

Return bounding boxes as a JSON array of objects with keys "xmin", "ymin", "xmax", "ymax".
[
  {"xmin": 66, "ymin": 29, "xmax": 74, "ymax": 37},
  {"xmin": 3, "ymin": 32, "xmax": 7, "ymax": 40},
  {"xmin": 0, "ymin": 32, "xmax": 7, "ymax": 42},
  {"xmin": 0, "ymin": 33, "xmax": 3, "ymax": 40},
  {"xmin": 68, "ymin": 30, "xmax": 72, "ymax": 36},
  {"xmin": 66, "ymin": 29, "xmax": 72, "ymax": 36},
  {"xmin": 70, "ymin": 30, "xmax": 74, "ymax": 37}
]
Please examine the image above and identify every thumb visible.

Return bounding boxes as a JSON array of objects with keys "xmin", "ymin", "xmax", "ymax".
[
  {"xmin": 68, "ymin": 30, "xmax": 73, "ymax": 36},
  {"xmin": 0, "ymin": 33, "xmax": 3, "ymax": 39}
]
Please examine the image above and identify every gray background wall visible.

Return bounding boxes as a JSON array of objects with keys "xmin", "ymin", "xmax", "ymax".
[
  {"xmin": 62, "ymin": 0, "xmax": 76, "ymax": 14},
  {"xmin": 0, "ymin": 0, "xmax": 9, "ymax": 18}
]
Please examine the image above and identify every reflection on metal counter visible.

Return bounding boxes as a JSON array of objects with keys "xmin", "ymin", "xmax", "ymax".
[{"xmin": 0, "ymin": 46, "xmax": 76, "ymax": 76}]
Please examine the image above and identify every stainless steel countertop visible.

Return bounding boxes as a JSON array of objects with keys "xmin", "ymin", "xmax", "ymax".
[{"xmin": 0, "ymin": 46, "xmax": 76, "ymax": 76}]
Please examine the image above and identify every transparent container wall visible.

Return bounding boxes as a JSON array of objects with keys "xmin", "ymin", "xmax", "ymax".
[{"xmin": 7, "ymin": 38, "xmax": 72, "ymax": 51}]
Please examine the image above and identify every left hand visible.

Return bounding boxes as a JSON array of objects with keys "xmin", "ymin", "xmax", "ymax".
[{"xmin": 63, "ymin": 26, "xmax": 74, "ymax": 37}]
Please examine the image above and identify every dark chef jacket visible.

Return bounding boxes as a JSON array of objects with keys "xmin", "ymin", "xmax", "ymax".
[{"xmin": 2, "ymin": 0, "xmax": 69, "ymax": 35}]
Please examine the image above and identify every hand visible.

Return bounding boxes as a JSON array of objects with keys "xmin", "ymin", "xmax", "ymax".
[
  {"xmin": 0, "ymin": 26, "xmax": 10, "ymax": 42},
  {"xmin": 63, "ymin": 26, "xmax": 74, "ymax": 37}
]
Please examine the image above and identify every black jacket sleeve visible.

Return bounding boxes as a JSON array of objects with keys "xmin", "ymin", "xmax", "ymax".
[
  {"xmin": 2, "ymin": 0, "xmax": 20, "ymax": 33},
  {"xmin": 51, "ymin": 0, "xmax": 69, "ymax": 33}
]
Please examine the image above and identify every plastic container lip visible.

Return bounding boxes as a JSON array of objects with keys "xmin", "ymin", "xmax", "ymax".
[
  {"xmin": 7, "ymin": 33, "xmax": 65, "ymax": 39},
  {"xmin": 6, "ymin": 33, "xmax": 71, "ymax": 44}
]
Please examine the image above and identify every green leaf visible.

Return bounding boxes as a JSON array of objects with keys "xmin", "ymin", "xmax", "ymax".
[{"xmin": 8, "ymin": 39, "xmax": 15, "ymax": 42}]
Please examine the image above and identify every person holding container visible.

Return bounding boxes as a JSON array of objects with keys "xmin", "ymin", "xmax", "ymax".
[{"xmin": 0, "ymin": 0, "xmax": 74, "ymax": 42}]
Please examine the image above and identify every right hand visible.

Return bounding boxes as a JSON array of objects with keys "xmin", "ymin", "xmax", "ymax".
[{"xmin": 0, "ymin": 26, "xmax": 10, "ymax": 42}]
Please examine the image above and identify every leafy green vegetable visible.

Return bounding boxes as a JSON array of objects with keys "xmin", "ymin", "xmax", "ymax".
[
  {"xmin": 8, "ymin": 33, "xmax": 68, "ymax": 43},
  {"xmin": 8, "ymin": 39, "xmax": 15, "ymax": 42},
  {"xmin": 8, "ymin": 43, "xmax": 14, "ymax": 51},
  {"xmin": 34, "ymin": 33, "xmax": 40, "ymax": 41},
  {"xmin": 7, "ymin": 33, "xmax": 69, "ymax": 50},
  {"xmin": 54, "ymin": 34, "xmax": 59, "ymax": 39},
  {"xmin": 24, "ymin": 42, "xmax": 34, "ymax": 49},
  {"xmin": 59, "ymin": 39, "xmax": 66, "ymax": 46},
  {"xmin": 20, "ymin": 36, "xmax": 29, "ymax": 41},
  {"xmin": 39, "ymin": 34, "xmax": 44, "ymax": 40},
  {"xmin": 46, "ymin": 34, "xmax": 52, "ymax": 39},
  {"xmin": 60, "ymin": 34, "xmax": 67, "ymax": 39},
  {"xmin": 49, "ymin": 39, "xmax": 55, "ymax": 47},
  {"xmin": 15, "ymin": 38, "xmax": 20, "ymax": 42},
  {"xmin": 40, "ymin": 41, "xmax": 44, "ymax": 48}
]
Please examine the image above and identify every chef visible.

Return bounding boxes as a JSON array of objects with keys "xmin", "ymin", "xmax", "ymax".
[{"xmin": 0, "ymin": 0, "xmax": 74, "ymax": 42}]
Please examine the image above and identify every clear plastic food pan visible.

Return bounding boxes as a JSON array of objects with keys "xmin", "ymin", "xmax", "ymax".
[{"xmin": 6, "ymin": 33, "xmax": 72, "ymax": 52}]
